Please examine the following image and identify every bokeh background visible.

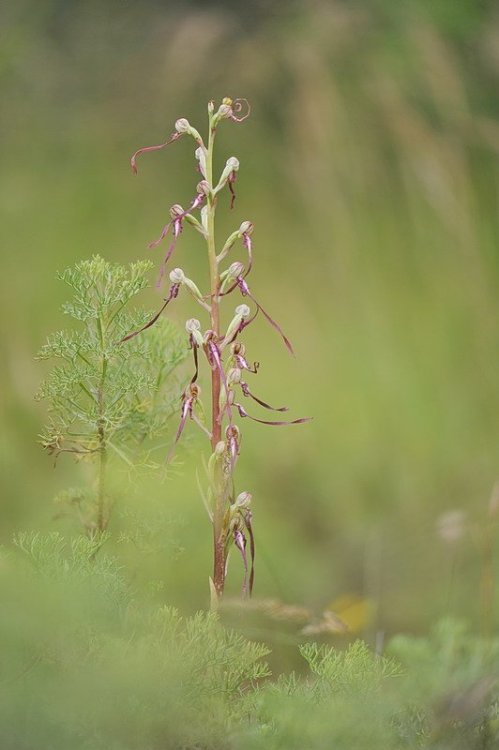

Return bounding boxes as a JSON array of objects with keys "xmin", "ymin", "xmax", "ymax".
[{"xmin": 2, "ymin": 0, "xmax": 499, "ymax": 645}]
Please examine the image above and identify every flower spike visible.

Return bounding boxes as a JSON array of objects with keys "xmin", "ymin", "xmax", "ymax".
[{"xmin": 126, "ymin": 98, "xmax": 311, "ymax": 603}]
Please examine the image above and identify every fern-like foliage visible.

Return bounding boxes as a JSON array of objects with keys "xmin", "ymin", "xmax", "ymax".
[
  {"xmin": 299, "ymin": 640, "xmax": 402, "ymax": 698},
  {"xmin": 37, "ymin": 255, "xmax": 186, "ymax": 460},
  {"xmin": 0, "ymin": 535, "xmax": 271, "ymax": 750},
  {"xmin": 36, "ymin": 256, "xmax": 187, "ymax": 531}
]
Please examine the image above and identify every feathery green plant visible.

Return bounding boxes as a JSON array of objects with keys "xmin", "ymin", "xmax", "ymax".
[
  {"xmin": 2, "ymin": 533, "xmax": 498, "ymax": 749},
  {"xmin": 36, "ymin": 255, "xmax": 186, "ymax": 532}
]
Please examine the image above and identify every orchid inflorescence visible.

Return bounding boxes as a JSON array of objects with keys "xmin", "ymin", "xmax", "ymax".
[{"xmin": 124, "ymin": 97, "xmax": 310, "ymax": 605}]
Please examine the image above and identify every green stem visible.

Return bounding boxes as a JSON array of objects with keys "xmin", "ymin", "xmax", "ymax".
[
  {"xmin": 206, "ymin": 117, "xmax": 226, "ymax": 605},
  {"xmin": 96, "ymin": 315, "xmax": 108, "ymax": 533}
]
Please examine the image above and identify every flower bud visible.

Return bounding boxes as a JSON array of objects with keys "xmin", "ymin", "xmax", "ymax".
[
  {"xmin": 195, "ymin": 147, "xmax": 207, "ymax": 178},
  {"xmin": 196, "ymin": 180, "xmax": 210, "ymax": 196},
  {"xmin": 235, "ymin": 304, "xmax": 250, "ymax": 318},
  {"xmin": 185, "ymin": 318, "xmax": 204, "ymax": 346},
  {"xmin": 175, "ymin": 118, "xmax": 191, "ymax": 134},
  {"xmin": 235, "ymin": 491, "xmax": 252, "ymax": 509},
  {"xmin": 170, "ymin": 204, "xmax": 184, "ymax": 219},
  {"xmin": 217, "ymin": 104, "xmax": 232, "ymax": 119},
  {"xmin": 227, "ymin": 367, "xmax": 242, "ymax": 385},
  {"xmin": 186, "ymin": 318, "xmax": 201, "ymax": 333},
  {"xmin": 169, "ymin": 267, "xmax": 185, "ymax": 284},
  {"xmin": 174, "ymin": 119, "xmax": 204, "ymax": 146},
  {"xmin": 228, "ymin": 261, "xmax": 244, "ymax": 279},
  {"xmin": 226, "ymin": 156, "xmax": 239, "ymax": 172},
  {"xmin": 221, "ymin": 305, "xmax": 251, "ymax": 347},
  {"xmin": 238, "ymin": 221, "xmax": 253, "ymax": 236},
  {"xmin": 208, "ymin": 101, "xmax": 215, "ymax": 115},
  {"xmin": 214, "ymin": 157, "xmax": 240, "ymax": 194}
]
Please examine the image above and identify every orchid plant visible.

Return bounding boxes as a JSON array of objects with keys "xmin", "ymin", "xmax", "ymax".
[{"xmin": 125, "ymin": 97, "xmax": 310, "ymax": 606}]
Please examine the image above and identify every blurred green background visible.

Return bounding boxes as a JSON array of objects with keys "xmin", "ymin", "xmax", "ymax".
[{"xmin": 2, "ymin": 0, "xmax": 499, "ymax": 641}]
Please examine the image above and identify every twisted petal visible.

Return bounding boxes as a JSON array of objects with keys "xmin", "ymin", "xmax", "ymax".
[
  {"xmin": 166, "ymin": 396, "xmax": 193, "ymax": 464},
  {"xmin": 235, "ymin": 353, "xmax": 259, "ymax": 374},
  {"xmin": 237, "ymin": 280, "xmax": 294, "ymax": 355},
  {"xmin": 235, "ymin": 402, "xmax": 311, "ymax": 426},
  {"xmin": 242, "ymin": 510, "xmax": 255, "ymax": 595},
  {"xmin": 230, "ymin": 98, "xmax": 251, "ymax": 123},
  {"xmin": 148, "ymin": 220, "xmax": 172, "ymax": 250},
  {"xmin": 228, "ymin": 171, "xmax": 237, "ymax": 210},
  {"xmin": 240, "ymin": 381, "xmax": 288, "ymax": 412},
  {"xmin": 189, "ymin": 337, "xmax": 199, "ymax": 384},
  {"xmin": 120, "ymin": 283, "xmax": 179, "ymax": 342},
  {"xmin": 130, "ymin": 132, "xmax": 181, "ymax": 174},
  {"xmin": 155, "ymin": 223, "xmax": 183, "ymax": 288}
]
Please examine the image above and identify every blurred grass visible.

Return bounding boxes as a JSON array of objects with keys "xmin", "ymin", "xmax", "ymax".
[{"xmin": 1, "ymin": 0, "xmax": 499, "ymax": 640}]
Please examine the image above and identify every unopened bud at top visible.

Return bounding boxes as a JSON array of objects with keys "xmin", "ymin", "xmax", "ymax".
[
  {"xmin": 239, "ymin": 221, "xmax": 253, "ymax": 236},
  {"xmin": 217, "ymin": 103, "xmax": 232, "ymax": 119},
  {"xmin": 175, "ymin": 118, "xmax": 191, "ymax": 134},
  {"xmin": 208, "ymin": 100, "xmax": 215, "ymax": 115},
  {"xmin": 169, "ymin": 267, "xmax": 185, "ymax": 284}
]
